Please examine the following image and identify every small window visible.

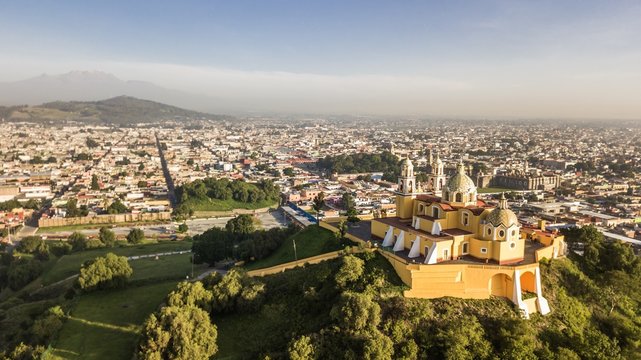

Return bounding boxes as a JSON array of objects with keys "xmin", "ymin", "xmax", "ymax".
[
  {"xmin": 462, "ymin": 212, "xmax": 469, "ymax": 226},
  {"xmin": 480, "ymin": 247, "xmax": 488, "ymax": 254},
  {"xmin": 462, "ymin": 242, "xmax": 469, "ymax": 254},
  {"xmin": 510, "ymin": 242, "xmax": 516, "ymax": 249},
  {"xmin": 486, "ymin": 228, "xmax": 492, "ymax": 236},
  {"xmin": 511, "ymin": 230, "xmax": 517, "ymax": 237},
  {"xmin": 499, "ymin": 230, "xmax": 505, "ymax": 238}
]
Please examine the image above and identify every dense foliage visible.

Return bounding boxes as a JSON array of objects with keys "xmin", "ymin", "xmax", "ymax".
[
  {"xmin": 192, "ymin": 216, "xmax": 298, "ymax": 264},
  {"xmin": 197, "ymin": 237, "xmax": 641, "ymax": 360},
  {"xmin": 317, "ymin": 151, "xmax": 400, "ymax": 181},
  {"xmin": 77, "ymin": 253, "xmax": 133, "ymax": 292},
  {"xmin": 0, "ymin": 199, "xmax": 40, "ymax": 211},
  {"xmin": 174, "ymin": 178, "xmax": 280, "ymax": 217}
]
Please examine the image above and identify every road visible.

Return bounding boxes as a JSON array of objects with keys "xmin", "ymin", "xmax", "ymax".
[{"xmin": 36, "ymin": 210, "xmax": 288, "ymax": 239}]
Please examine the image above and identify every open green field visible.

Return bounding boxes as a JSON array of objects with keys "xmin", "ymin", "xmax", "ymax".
[
  {"xmin": 477, "ymin": 187, "xmax": 513, "ymax": 194},
  {"xmin": 244, "ymin": 226, "xmax": 340, "ymax": 270},
  {"xmin": 186, "ymin": 198, "xmax": 277, "ymax": 212},
  {"xmin": 41, "ymin": 241, "xmax": 193, "ymax": 285},
  {"xmin": 130, "ymin": 253, "xmax": 208, "ymax": 282},
  {"xmin": 45, "ymin": 281, "xmax": 178, "ymax": 360}
]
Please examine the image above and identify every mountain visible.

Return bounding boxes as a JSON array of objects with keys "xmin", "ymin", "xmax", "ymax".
[
  {"xmin": 0, "ymin": 71, "xmax": 219, "ymax": 112},
  {"xmin": 1, "ymin": 96, "xmax": 233, "ymax": 124}
]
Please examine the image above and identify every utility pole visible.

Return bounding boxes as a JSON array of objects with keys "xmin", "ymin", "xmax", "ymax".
[{"xmin": 293, "ymin": 238, "xmax": 298, "ymax": 261}]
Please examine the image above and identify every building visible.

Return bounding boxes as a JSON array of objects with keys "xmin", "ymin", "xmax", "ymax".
[{"xmin": 366, "ymin": 158, "xmax": 565, "ymax": 318}]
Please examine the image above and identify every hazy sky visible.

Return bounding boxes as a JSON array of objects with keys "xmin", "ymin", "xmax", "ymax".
[{"xmin": 1, "ymin": 0, "xmax": 640, "ymax": 118}]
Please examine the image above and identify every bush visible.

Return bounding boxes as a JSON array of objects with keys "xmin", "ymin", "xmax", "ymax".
[
  {"xmin": 127, "ymin": 228, "xmax": 145, "ymax": 244},
  {"xmin": 50, "ymin": 242, "xmax": 72, "ymax": 257},
  {"xmin": 7, "ymin": 259, "xmax": 43, "ymax": 290},
  {"xmin": 17, "ymin": 236, "xmax": 43, "ymax": 254},
  {"xmin": 77, "ymin": 253, "xmax": 133, "ymax": 292},
  {"xmin": 68, "ymin": 232, "xmax": 88, "ymax": 251},
  {"xmin": 99, "ymin": 227, "xmax": 116, "ymax": 247}
]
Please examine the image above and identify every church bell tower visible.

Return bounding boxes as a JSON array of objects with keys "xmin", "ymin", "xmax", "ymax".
[{"xmin": 396, "ymin": 157, "xmax": 416, "ymax": 220}]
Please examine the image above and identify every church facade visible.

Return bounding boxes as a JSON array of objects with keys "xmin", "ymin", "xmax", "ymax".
[{"xmin": 368, "ymin": 157, "xmax": 566, "ymax": 317}]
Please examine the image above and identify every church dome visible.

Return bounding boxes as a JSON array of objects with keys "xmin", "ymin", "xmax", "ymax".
[
  {"xmin": 486, "ymin": 193, "xmax": 519, "ymax": 227},
  {"xmin": 445, "ymin": 160, "xmax": 476, "ymax": 194}
]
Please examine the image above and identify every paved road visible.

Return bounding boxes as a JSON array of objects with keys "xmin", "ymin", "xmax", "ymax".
[{"xmin": 36, "ymin": 210, "xmax": 288, "ymax": 239}]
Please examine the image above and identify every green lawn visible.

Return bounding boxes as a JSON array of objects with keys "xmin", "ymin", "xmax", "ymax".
[
  {"xmin": 45, "ymin": 281, "xmax": 178, "ymax": 360},
  {"xmin": 130, "ymin": 253, "xmax": 208, "ymax": 282},
  {"xmin": 186, "ymin": 198, "xmax": 277, "ymax": 212},
  {"xmin": 244, "ymin": 226, "xmax": 340, "ymax": 270},
  {"xmin": 477, "ymin": 187, "xmax": 514, "ymax": 194},
  {"xmin": 41, "ymin": 241, "xmax": 193, "ymax": 285}
]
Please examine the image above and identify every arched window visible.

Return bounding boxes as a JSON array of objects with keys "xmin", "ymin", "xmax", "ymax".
[
  {"xmin": 433, "ymin": 207, "xmax": 439, "ymax": 218},
  {"xmin": 455, "ymin": 193, "xmax": 462, "ymax": 202}
]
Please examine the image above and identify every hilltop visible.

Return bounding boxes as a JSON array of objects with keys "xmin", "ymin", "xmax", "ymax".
[{"xmin": 0, "ymin": 96, "xmax": 233, "ymax": 124}]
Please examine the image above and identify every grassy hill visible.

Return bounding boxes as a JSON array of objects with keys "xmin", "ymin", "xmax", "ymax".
[{"xmin": 3, "ymin": 96, "xmax": 233, "ymax": 124}]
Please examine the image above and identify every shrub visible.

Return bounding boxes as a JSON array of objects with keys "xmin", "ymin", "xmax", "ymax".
[{"xmin": 77, "ymin": 253, "xmax": 132, "ymax": 292}]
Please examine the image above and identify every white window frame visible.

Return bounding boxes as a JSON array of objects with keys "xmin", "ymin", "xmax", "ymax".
[{"xmin": 480, "ymin": 247, "xmax": 488, "ymax": 254}]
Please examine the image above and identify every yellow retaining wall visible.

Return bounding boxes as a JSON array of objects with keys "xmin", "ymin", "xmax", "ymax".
[
  {"xmin": 38, "ymin": 211, "xmax": 172, "ymax": 228},
  {"xmin": 246, "ymin": 250, "xmax": 348, "ymax": 277}
]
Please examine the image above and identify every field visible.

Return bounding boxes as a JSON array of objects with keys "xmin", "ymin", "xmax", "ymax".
[
  {"xmin": 186, "ymin": 198, "xmax": 277, "ymax": 212},
  {"xmin": 41, "ymin": 241, "xmax": 193, "ymax": 285},
  {"xmin": 45, "ymin": 281, "xmax": 178, "ymax": 360},
  {"xmin": 129, "ymin": 253, "xmax": 207, "ymax": 282},
  {"xmin": 244, "ymin": 225, "xmax": 341, "ymax": 270}
]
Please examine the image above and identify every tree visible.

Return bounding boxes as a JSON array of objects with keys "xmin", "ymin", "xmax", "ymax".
[
  {"xmin": 335, "ymin": 255, "xmax": 364, "ymax": 289},
  {"xmin": 312, "ymin": 192, "xmax": 325, "ymax": 224},
  {"xmin": 77, "ymin": 253, "xmax": 132, "ymax": 291},
  {"xmin": 68, "ymin": 232, "xmax": 89, "ymax": 251},
  {"xmin": 283, "ymin": 167, "xmax": 295, "ymax": 177},
  {"xmin": 31, "ymin": 306, "xmax": 65, "ymax": 344},
  {"xmin": 330, "ymin": 292, "xmax": 381, "ymax": 333},
  {"xmin": 17, "ymin": 236, "xmax": 43, "ymax": 254},
  {"xmin": 178, "ymin": 223, "xmax": 189, "ymax": 233},
  {"xmin": 137, "ymin": 305, "xmax": 218, "ymax": 360},
  {"xmin": 225, "ymin": 214, "xmax": 255, "ymax": 235},
  {"xmin": 342, "ymin": 192, "xmax": 355, "ymax": 211},
  {"xmin": 99, "ymin": 227, "xmax": 116, "ymax": 247},
  {"xmin": 91, "ymin": 174, "xmax": 100, "ymax": 190},
  {"xmin": 167, "ymin": 281, "xmax": 213, "ymax": 311},
  {"xmin": 434, "ymin": 315, "xmax": 493, "ymax": 360},
  {"xmin": 288, "ymin": 335, "xmax": 315, "ymax": 360},
  {"xmin": 138, "ymin": 163, "xmax": 145, "ymax": 171},
  {"xmin": 127, "ymin": 228, "xmax": 145, "ymax": 244},
  {"xmin": 107, "ymin": 199, "xmax": 129, "ymax": 214},
  {"xmin": 137, "ymin": 180, "xmax": 147, "ymax": 188},
  {"xmin": 86, "ymin": 138, "xmax": 99, "ymax": 148}
]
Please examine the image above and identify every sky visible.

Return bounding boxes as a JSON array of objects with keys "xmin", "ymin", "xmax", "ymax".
[{"xmin": 0, "ymin": 0, "xmax": 640, "ymax": 118}]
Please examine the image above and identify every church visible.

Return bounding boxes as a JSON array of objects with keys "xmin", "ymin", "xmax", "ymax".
[{"xmin": 368, "ymin": 156, "xmax": 566, "ymax": 317}]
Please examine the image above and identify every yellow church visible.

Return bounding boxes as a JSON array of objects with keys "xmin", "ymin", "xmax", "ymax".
[{"xmin": 367, "ymin": 157, "xmax": 566, "ymax": 318}]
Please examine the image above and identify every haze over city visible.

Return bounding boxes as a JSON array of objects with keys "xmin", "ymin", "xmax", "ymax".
[{"xmin": 1, "ymin": 0, "xmax": 641, "ymax": 118}]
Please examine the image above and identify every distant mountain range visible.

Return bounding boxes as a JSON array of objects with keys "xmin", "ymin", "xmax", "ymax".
[
  {"xmin": 0, "ymin": 70, "xmax": 219, "ymax": 112},
  {"xmin": 0, "ymin": 96, "xmax": 233, "ymax": 124}
]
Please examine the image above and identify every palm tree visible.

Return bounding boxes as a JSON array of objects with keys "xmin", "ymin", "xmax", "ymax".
[{"xmin": 312, "ymin": 192, "xmax": 325, "ymax": 224}]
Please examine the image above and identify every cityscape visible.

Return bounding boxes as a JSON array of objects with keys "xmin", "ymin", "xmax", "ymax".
[{"xmin": 1, "ymin": 1, "xmax": 641, "ymax": 360}]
